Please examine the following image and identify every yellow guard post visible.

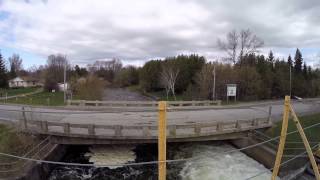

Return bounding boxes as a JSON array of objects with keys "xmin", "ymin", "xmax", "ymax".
[
  {"xmin": 272, "ymin": 96, "xmax": 320, "ymax": 180},
  {"xmin": 158, "ymin": 101, "xmax": 167, "ymax": 180}
]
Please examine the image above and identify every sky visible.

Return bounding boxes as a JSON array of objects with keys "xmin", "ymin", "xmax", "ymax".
[{"xmin": 0, "ymin": 0, "xmax": 319, "ymax": 68}]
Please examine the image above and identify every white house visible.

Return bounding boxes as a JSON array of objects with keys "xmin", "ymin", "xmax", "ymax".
[
  {"xmin": 57, "ymin": 83, "xmax": 69, "ymax": 92},
  {"xmin": 9, "ymin": 76, "xmax": 42, "ymax": 88}
]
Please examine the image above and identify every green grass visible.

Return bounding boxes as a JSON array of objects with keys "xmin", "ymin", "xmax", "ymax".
[
  {"xmin": 0, "ymin": 87, "xmax": 39, "ymax": 97},
  {"xmin": 5, "ymin": 91, "xmax": 65, "ymax": 106},
  {"xmin": 266, "ymin": 113, "xmax": 320, "ymax": 157}
]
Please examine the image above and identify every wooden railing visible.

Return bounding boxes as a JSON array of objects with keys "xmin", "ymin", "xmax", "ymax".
[
  {"xmin": 19, "ymin": 118, "xmax": 272, "ymax": 140},
  {"xmin": 67, "ymin": 100, "xmax": 222, "ymax": 109}
]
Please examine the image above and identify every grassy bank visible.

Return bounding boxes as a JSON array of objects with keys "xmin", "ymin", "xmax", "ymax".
[
  {"xmin": 5, "ymin": 91, "xmax": 64, "ymax": 106},
  {"xmin": 0, "ymin": 87, "xmax": 40, "ymax": 97},
  {"xmin": 0, "ymin": 124, "xmax": 37, "ymax": 162},
  {"xmin": 266, "ymin": 113, "xmax": 320, "ymax": 156}
]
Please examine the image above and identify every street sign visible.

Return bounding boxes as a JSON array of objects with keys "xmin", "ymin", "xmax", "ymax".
[{"xmin": 227, "ymin": 84, "xmax": 237, "ymax": 97}]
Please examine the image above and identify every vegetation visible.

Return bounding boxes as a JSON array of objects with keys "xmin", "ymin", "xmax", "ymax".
[
  {"xmin": 0, "ymin": 124, "xmax": 38, "ymax": 163},
  {"xmin": 0, "ymin": 51, "xmax": 8, "ymax": 88},
  {"xmin": 0, "ymin": 87, "xmax": 39, "ymax": 97},
  {"xmin": 73, "ymin": 75, "xmax": 106, "ymax": 100},
  {"xmin": 266, "ymin": 113, "xmax": 320, "ymax": 157},
  {"xmin": 5, "ymin": 91, "xmax": 64, "ymax": 106}
]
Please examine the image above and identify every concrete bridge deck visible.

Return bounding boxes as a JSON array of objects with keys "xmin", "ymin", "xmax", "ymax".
[{"xmin": 0, "ymin": 99, "xmax": 319, "ymax": 144}]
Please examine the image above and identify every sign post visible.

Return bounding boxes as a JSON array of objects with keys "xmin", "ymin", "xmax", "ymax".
[{"xmin": 227, "ymin": 84, "xmax": 237, "ymax": 103}]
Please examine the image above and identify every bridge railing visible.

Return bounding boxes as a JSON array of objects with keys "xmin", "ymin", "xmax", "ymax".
[
  {"xmin": 66, "ymin": 100, "xmax": 222, "ymax": 109},
  {"xmin": 19, "ymin": 117, "xmax": 272, "ymax": 139}
]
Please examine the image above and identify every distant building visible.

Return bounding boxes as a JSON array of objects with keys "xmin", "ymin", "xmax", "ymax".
[
  {"xmin": 8, "ymin": 76, "xmax": 42, "ymax": 88},
  {"xmin": 57, "ymin": 83, "xmax": 69, "ymax": 92}
]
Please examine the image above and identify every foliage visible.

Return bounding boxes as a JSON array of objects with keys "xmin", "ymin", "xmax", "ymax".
[
  {"xmin": 0, "ymin": 51, "xmax": 8, "ymax": 88},
  {"xmin": 8, "ymin": 53, "xmax": 23, "ymax": 79},
  {"xmin": 0, "ymin": 87, "xmax": 39, "ymax": 97},
  {"xmin": 87, "ymin": 59, "xmax": 122, "ymax": 83},
  {"xmin": 74, "ymin": 75, "xmax": 106, "ymax": 100},
  {"xmin": 44, "ymin": 54, "xmax": 68, "ymax": 91},
  {"xmin": 114, "ymin": 66, "xmax": 139, "ymax": 87}
]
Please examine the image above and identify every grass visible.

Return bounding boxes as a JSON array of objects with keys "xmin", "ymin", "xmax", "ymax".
[
  {"xmin": 5, "ymin": 91, "xmax": 65, "ymax": 106},
  {"xmin": 0, "ymin": 124, "xmax": 37, "ymax": 162},
  {"xmin": 266, "ymin": 113, "xmax": 320, "ymax": 157},
  {"xmin": 0, "ymin": 87, "xmax": 39, "ymax": 97}
]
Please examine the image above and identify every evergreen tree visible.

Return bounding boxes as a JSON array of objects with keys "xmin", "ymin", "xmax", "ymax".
[
  {"xmin": 303, "ymin": 62, "xmax": 308, "ymax": 79},
  {"xmin": 294, "ymin": 48, "xmax": 303, "ymax": 73},
  {"xmin": 287, "ymin": 55, "xmax": 293, "ymax": 67},
  {"xmin": 0, "ymin": 51, "xmax": 8, "ymax": 88}
]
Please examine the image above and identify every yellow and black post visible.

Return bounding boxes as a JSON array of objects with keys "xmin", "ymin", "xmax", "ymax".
[{"xmin": 158, "ymin": 101, "xmax": 167, "ymax": 180}]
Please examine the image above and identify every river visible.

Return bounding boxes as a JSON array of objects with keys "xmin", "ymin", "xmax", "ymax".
[{"xmin": 48, "ymin": 142, "xmax": 273, "ymax": 180}]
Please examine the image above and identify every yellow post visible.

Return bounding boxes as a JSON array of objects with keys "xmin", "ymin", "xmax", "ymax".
[
  {"xmin": 272, "ymin": 96, "xmax": 290, "ymax": 180},
  {"xmin": 289, "ymin": 104, "xmax": 320, "ymax": 179},
  {"xmin": 158, "ymin": 101, "xmax": 167, "ymax": 180}
]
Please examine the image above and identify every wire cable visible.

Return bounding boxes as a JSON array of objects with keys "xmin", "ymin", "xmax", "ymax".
[{"xmin": 0, "ymin": 121, "xmax": 319, "ymax": 168}]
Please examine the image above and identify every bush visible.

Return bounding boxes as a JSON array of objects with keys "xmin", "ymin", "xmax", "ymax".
[{"xmin": 75, "ymin": 75, "xmax": 106, "ymax": 100}]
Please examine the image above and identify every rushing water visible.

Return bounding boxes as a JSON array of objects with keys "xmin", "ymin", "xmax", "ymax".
[{"xmin": 48, "ymin": 142, "xmax": 274, "ymax": 180}]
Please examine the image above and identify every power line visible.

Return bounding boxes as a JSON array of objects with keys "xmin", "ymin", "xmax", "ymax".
[
  {"xmin": 244, "ymin": 144, "xmax": 319, "ymax": 180},
  {"xmin": 0, "ymin": 121, "xmax": 319, "ymax": 168}
]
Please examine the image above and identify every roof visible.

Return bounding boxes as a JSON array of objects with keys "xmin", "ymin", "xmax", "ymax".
[{"xmin": 9, "ymin": 76, "xmax": 39, "ymax": 82}]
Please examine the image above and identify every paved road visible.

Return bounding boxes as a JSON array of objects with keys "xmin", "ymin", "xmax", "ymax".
[{"xmin": 0, "ymin": 99, "xmax": 320, "ymax": 127}]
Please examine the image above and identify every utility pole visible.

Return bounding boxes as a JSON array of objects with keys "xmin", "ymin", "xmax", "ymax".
[
  {"xmin": 212, "ymin": 65, "xmax": 216, "ymax": 101},
  {"xmin": 63, "ymin": 58, "xmax": 67, "ymax": 104}
]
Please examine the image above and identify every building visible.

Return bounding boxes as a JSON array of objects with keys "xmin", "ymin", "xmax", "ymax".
[
  {"xmin": 57, "ymin": 83, "xmax": 69, "ymax": 92},
  {"xmin": 9, "ymin": 76, "xmax": 42, "ymax": 88}
]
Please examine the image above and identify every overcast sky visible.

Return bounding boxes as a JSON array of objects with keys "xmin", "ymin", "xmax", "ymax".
[{"xmin": 0, "ymin": 0, "xmax": 319, "ymax": 68}]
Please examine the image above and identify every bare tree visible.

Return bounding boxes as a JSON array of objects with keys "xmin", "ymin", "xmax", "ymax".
[
  {"xmin": 217, "ymin": 29, "xmax": 264, "ymax": 64},
  {"xmin": 160, "ymin": 62, "xmax": 179, "ymax": 100},
  {"xmin": 195, "ymin": 63, "xmax": 214, "ymax": 99},
  {"xmin": 8, "ymin": 54, "xmax": 23, "ymax": 77}
]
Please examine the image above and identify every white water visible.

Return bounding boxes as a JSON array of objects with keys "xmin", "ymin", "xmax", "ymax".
[
  {"xmin": 85, "ymin": 145, "xmax": 136, "ymax": 169},
  {"xmin": 84, "ymin": 143, "xmax": 276, "ymax": 180},
  {"xmin": 176, "ymin": 143, "xmax": 275, "ymax": 180}
]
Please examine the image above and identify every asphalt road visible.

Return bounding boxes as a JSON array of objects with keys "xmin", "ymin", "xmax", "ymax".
[{"xmin": 0, "ymin": 99, "xmax": 320, "ymax": 127}]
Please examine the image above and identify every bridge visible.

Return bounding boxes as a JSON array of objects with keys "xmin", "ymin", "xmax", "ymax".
[{"xmin": 0, "ymin": 99, "xmax": 320, "ymax": 144}]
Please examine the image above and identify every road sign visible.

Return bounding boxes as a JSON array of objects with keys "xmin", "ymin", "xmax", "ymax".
[{"xmin": 227, "ymin": 84, "xmax": 237, "ymax": 97}]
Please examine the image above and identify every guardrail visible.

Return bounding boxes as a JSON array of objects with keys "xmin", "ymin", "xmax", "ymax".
[
  {"xmin": 67, "ymin": 100, "xmax": 222, "ymax": 108},
  {"xmin": 19, "ymin": 118, "xmax": 272, "ymax": 140}
]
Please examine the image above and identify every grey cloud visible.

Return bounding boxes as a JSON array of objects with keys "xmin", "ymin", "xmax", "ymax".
[{"xmin": 0, "ymin": 0, "xmax": 319, "ymax": 65}]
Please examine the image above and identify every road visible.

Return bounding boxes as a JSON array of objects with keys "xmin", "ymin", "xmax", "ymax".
[{"xmin": 0, "ymin": 99, "xmax": 320, "ymax": 127}]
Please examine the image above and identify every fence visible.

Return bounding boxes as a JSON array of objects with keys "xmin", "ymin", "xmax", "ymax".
[
  {"xmin": 66, "ymin": 100, "xmax": 222, "ymax": 110},
  {"xmin": 19, "ymin": 118, "xmax": 272, "ymax": 139}
]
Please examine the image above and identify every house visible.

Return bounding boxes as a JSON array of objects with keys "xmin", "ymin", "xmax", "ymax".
[
  {"xmin": 9, "ymin": 76, "xmax": 42, "ymax": 88},
  {"xmin": 57, "ymin": 83, "xmax": 69, "ymax": 92}
]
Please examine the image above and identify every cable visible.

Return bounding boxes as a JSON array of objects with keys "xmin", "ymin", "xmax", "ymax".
[
  {"xmin": 0, "ymin": 121, "xmax": 319, "ymax": 169},
  {"xmin": 244, "ymin": 144, "xmax": 319, "ymax": 180}
]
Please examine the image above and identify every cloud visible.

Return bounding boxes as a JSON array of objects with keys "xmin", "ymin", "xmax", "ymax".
[{"xmin": 0, "ymin": 0, "xmax": 319, "ymax": 65}]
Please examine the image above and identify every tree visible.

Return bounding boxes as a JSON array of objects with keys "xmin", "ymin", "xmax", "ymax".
[
  {"xmin": 0, "ymin": 51, "xmax": 8, "ymax": 88},
  {"xmin": 217, "ymin": 29, "xmax": 264, "ymax": 64},
  {"xmin": 160, "ymin": 61, "xmax": 180, "ymax": 100},
  {"xmin": 75, "ymin": 75, "xmax": 106, "ymax": 100},
  {"xmin": 44, "ymin": 54, "xmax": 68, "ymax": 91},
  {"xmin": 294, "ymin": 48, "xmax": 303, "ymax": 73},
  {"xmin": 139, "ymin": 60, "xmax": 162, "ymax": 91},
  {"xmin": 287, "ymin": 55, "xmax": 293, "ymax": 67},
  {"xmin": 8, "ymin": 54, "xmax": 23, "ymax": 78},
  {"xmin": 195, "ymin": 63, "xmax": 214, "ymax": 99}
]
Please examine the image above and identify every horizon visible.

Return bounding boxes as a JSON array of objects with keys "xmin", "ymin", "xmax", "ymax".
[{"xmin": 0, "ymin": 0, "xmax": 319, "ymax": 68}]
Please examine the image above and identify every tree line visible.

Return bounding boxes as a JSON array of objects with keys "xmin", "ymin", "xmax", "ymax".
[{"xmin": 0, "ymin": 28, "xmax": 319, "ymax": 100}]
